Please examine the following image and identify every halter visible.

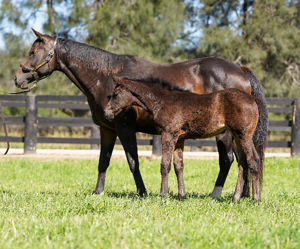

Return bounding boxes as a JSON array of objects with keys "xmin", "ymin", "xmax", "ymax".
[{"xmin": 20, "ymin": 49, "xmax": 55, "ymax": 82}]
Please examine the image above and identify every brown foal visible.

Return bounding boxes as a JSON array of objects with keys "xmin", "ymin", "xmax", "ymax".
[{"xmin": 105, "ymin": 77, "xmax": 262, "ymax": 202}]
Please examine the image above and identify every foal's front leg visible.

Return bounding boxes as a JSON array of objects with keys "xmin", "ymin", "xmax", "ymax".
[
  {"xmin": 173, "ymin": 140, "xmax": 186, "ymax": 199},
  {"xmin": 160, "ymin": 132, "xmax": 176, "ymax": 197}
]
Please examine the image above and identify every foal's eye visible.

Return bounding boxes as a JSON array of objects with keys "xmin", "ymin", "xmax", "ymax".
[{"xmin": 30, "ymin": 51, "xmax": 35, "ymax": 56}]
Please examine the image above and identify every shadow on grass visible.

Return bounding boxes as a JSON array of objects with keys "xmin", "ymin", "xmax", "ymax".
[
  {"xmin": 0, "ymin": 189, "xmax": 238, "ymax": 204},
  {"xmin": 103, "ymin": 191, "xmax": 235, "ymax": 203}
]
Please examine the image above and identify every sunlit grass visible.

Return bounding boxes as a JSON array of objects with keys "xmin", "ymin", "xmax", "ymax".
[{"xmin": 0, "ymin": 157, "xmax": 299, "ymax": 248}]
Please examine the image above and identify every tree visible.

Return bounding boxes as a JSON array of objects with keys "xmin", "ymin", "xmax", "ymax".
[{"xmin": 68, "ymin": 0, "xmax": 186, "ymax": 63}]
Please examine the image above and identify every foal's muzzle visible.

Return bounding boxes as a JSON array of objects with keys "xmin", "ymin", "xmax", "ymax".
[{"xmin": 104, "ymin": 108, "xmax": 115, "ymax": 122}]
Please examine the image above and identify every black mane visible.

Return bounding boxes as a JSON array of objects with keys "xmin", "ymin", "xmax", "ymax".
[
  {"xmin": 122, "ymin": 77, "xmax": 188, "ymax": 92},
  {"xmin": 56, "ymin": 38, "xmax": 133, "ymax": 75}
]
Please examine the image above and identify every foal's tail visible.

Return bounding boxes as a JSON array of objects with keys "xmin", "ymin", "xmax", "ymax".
[{"xmin": 241, "ymin": 66, "xmax": 268, "ymax": 185}]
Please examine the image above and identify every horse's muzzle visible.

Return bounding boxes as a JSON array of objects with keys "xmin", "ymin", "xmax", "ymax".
[{"xmin": 14, "ymin": 75, "xmax": 29, "ymax": 89}]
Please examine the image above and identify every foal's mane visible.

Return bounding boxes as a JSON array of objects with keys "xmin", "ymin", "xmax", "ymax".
[
  {"xmin": 121, "ymin": 77, "xmax": 188, "ymax": 92},
  {"xmin": 56, "ymin": 38, "xmax": 134, "ymax": 75}
]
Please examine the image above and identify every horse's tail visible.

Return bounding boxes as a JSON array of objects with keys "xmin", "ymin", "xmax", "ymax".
[{"xmin": 241, "ymin": 66, "xmax": 268, "ymax": 185}]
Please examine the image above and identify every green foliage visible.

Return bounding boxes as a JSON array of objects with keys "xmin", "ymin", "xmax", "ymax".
[
  {"xmin": 0, "ymin": 157, "xmax": 298, "ymax": 248},
  {"xmin": 69, "ymin": 0, "xmax": 186, "ymax": 62},
  {"xmin": 242, "ymin": 0, "xmax": 300, "ymax": 97}
]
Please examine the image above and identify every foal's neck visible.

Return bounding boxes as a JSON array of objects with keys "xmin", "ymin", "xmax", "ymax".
[{"xmin": 128, "ymin": 82, "xmax": 163, "ymax": 114}]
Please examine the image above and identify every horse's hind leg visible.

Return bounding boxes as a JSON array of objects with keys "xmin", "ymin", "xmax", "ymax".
[
  {"xmin": 211, "ymin": 130, "xmax": 235, "ymax": 199},
  {"xmin": 94, "ymin": 126, "xmax": 117, "ymax": 195},
  {"xmin": 173, "ymin": 140, "xmax": 186, "ymax": 200},
  {"xmin": 116, "ymin": 124, "xmax": 147, "ymax": 196}
]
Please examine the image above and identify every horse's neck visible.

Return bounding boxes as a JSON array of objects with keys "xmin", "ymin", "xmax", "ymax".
[{"xmin": 55, "ymin": 39, "xmax": 120, "ymax": 97}]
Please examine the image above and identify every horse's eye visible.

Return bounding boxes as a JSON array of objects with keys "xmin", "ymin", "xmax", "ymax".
[
  {"xmin": 30, "ymin": 51, "xmax": 34, "ymax": 56},
  {"xmin": 107, "ymin": 95, "xmax": 112, "ymax": 101}
]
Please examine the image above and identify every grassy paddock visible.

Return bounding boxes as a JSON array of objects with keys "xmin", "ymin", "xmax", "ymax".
[{"xmin": 0, "ymin": 157, "xmax": 299, "ymax": 248}]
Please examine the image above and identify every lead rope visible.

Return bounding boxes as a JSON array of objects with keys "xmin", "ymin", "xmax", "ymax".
[
  {"xmin": 8, "ymin": 82, "xmax": 38, "ymax": 95},
  {"xmin": 0, "ymin": 102, "xmax": 9, "ymax": 155}
]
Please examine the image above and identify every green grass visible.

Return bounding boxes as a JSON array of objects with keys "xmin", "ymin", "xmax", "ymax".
[{"xmin": 0, "ymin": 157, "xmax": 299, "ymax": 248}]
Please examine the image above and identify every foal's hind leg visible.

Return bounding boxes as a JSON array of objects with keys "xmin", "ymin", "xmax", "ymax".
[
  {"xmin": 232, "ymin": 141, "xmax": 250, "ymax": 198},
  {"xmin": 232, "ymin": 135, "xmax": 250, "ymax": 202},
  {"xmin": 244, "ymin": 143, "xmax": 261, "ymax": 201},
  {"xmin": 173, "ymin": 140, "xmax": 186, "ymax": 199},
  {"xmin": 211, "ymin": 130, "xmax": 235, "ymax": 199},
  {"xmin": 232, "ymin": 137, "xmax": 261, "ymax": 202}
]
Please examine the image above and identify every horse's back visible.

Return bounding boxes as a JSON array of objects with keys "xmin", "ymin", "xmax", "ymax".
[{"xmin": 150, "ymin": 57, "xmax": 252, "ymax": 94}]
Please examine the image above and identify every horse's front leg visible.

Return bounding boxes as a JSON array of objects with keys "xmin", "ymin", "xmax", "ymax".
[
  {"xmin": 116, "ymin": 123, "xmax": 147, "ymax": 196},
  {"xmin": 94, "ymin": 126, "xmax": 117, "ymax": 195},
  {"xmin": 160, "ymin": 132, "xmax": 176, "ymax": 197},
  {"xmin": 173, "ymin": 140, "xmax": 186, "ymax": 200}
]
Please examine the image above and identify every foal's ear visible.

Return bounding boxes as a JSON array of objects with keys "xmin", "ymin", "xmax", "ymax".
[{"xmin": 115, "ymin": 82, "xmax": 126, "ymax": 89}]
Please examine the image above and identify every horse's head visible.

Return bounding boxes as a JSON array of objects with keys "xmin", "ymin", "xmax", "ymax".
[
  {"xmin": 14, "ymin": 29, "xmax": 57, "ymax": 89},
  {"xmin": 104, "ymin": 81, "xmax": 135, "ymax": 121}
]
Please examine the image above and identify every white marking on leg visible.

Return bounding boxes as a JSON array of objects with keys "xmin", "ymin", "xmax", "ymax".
[{"xmin": 210, "ymin": 186, "xmax": 223, "ymax": 199}]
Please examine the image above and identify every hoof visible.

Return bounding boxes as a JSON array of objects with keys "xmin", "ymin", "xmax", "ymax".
[
  {"xmin": 210, "ymin": 186, "xmax": 222, "ymax": 200},
  {"xmin": 137, "ymin": 187, "xmax": 147, "ymax": 197},
  {"xmin": 232, "ymin": 195, "xmax": 241, "ymax": 203},
  {"xmin": 138, "ymin": 191, "xmax": 148, "ymax": 197},
  {"xmin": 93, "ymin": 190, "xmax": 104, "ymax": 195}
]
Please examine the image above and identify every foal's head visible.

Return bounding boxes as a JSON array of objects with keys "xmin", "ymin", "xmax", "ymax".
[
  {"xmin": 14, "ymin": 29, "xmax": 57, "ymax": 89},
  {"xmin": 104, "ymin": 83, "xmax": 135, "ymax": 121}
]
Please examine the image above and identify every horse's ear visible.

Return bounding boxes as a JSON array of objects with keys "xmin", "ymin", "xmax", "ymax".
[{"xmin": 32, "ymin": 28, "xmax": 44, "ymax": 41}]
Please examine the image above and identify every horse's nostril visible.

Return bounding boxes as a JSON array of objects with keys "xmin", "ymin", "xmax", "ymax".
[{"xmin": 14, "ymin": 76, "xmax": 18, "ymax": 86}]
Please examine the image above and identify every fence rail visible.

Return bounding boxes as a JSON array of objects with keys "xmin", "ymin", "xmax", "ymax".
[{"xmin": 0, "ymin": 94, "xmax": 299, "ymax": 157}]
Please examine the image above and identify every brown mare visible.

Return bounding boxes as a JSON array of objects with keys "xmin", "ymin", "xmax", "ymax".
[
  {"xmin": 105, "ymin": 77, "xmax": 262, "ymax": 201},
  {"xmin": 14, "ymin": 29, "xmax": 268, "ymax": 199}
]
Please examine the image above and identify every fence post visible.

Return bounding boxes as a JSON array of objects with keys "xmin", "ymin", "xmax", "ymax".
[
  {"xmin": 24, "ymin": 95, "xmax": 37, "ymax": 154},
  {"xmin": 152, "ymin": 135, "xmax": 162, "ymax": 156},
  {"xmin": 291, "ymin": 97, "xmax": 300, "ymax": 157},
  {"xmin": 91, "ymin": 125, "xmax": 100, "ymax": 150}
]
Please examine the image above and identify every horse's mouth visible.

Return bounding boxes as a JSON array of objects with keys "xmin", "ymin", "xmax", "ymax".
[
  {"xmin": 15, "ymin": 79, "xmax": 29, "ymax": 89},
  {"xmin": 20, "ymin": 82, "xmax": 29, "ymax": 89}
]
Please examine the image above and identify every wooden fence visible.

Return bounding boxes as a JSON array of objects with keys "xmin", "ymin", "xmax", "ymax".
[{"xmin": 0, "ymin": 94, "xmax": 299, "ymax": 157}]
